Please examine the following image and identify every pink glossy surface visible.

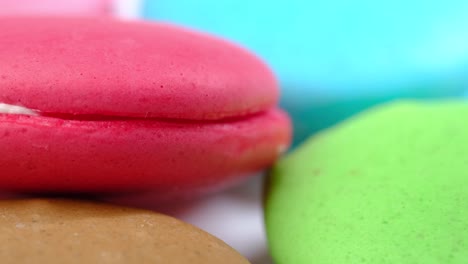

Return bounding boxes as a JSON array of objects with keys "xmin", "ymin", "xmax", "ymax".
[
  {"xmin": 0, "ymin": 109, "xmax": 291, "ymax": 196},
  {"xmin": 0, "ymin": 0, "xmax": 113, "ymax": 15},
  {"xmin": 0, "ymin": 17, "xmax": 278, "ymax": 120}
]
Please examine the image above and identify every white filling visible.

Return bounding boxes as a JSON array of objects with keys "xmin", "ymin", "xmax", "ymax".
[
  {"xmin": 277, "ymin": 144, "xmax": 288, "ymax": 155},
  {"xmin": 0, "ymin": 103, "xmax": 38, "ymax": 116}
]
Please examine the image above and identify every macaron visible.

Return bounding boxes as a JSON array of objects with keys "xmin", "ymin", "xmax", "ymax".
[
  {"xmin": 0, "ymin": 17, "xmax": 291, "ymax": 197},
  {"xmin": 143, "ymin": 0, "xmax": 468, "ymax": 146},
  {"xmin": 0, "ymin": 0, "xmax": 113, "ymax": 16},
  {"xmin": 265, "ymin": 101, "xmax": 468, "ymax": 263},
  {"xmin": 0, "ymin": 198, "xmax": 250, "ymax": 264}
]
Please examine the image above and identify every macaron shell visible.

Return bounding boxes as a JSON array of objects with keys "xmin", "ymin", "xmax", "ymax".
[
  {"xmin": 0, "ymin": 199, "xmax": 250, "ymax": 264},
  {"xmin": 0, "ymin": 17, "xmax": 277, "ymax": 120},
  {"xmin": 265, "ymin": 101, "xmax": 468, "ymax": 263},
  {"xmin": 0, "ymin": 108, "xmax": 290, "ymax": 196},
  {"xmin": 0, "ymin": 0, "xmax": 113, "ymax": 15}
]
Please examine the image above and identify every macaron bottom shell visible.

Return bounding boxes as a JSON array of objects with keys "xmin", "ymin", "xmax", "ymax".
[{"xmin": 0, "ymin": 108, "xmax": 290, "ymax": 198}]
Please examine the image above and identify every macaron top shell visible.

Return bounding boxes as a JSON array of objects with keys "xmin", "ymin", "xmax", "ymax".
[
  {"xmin": 265, "ymin": 101, "xmax": 468, "ymax": 264},
  {"xmin": 0, "ymin": 199, "xmax": 250, "ymax": 264},
  {"xmin": 0, "ymin": 0, "xmax": 113, "ymax": 16},
  {"xmin": 0, "ymin": 17, "xmax": 277, "ymax": 120}
]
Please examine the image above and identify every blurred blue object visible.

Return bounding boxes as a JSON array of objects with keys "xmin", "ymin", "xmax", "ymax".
[{"xmin": 143, "ymin": 0, "xmax": 468, "ymax": 146}]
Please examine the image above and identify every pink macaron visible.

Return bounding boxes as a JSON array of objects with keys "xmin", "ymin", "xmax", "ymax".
[
  {"xmin": 0, "ymin": 0, "xmax": 113, "ymax": 16},
  {"xmin": 0, "ymin": 17, "xmax": 291, "ymax": 199}
]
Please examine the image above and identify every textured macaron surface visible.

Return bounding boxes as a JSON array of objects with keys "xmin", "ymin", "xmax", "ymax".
[
  {"xmin": 0, "ymin": 199, "xmax": 250, "ymax": 264},
  {"xmin": 0, "ymin": 108, "xmax": 290, "ymax": 194},
  {"xmin": 0, "ymin": 17, "xmax": 277, "ymax": 120},
  {"xmin": 0, "ymin": 17, "xmax": 291, "ymax": 195},
  {"xmin": 265, "ymin": 101, "xmax": 468, "ymax": 264}
]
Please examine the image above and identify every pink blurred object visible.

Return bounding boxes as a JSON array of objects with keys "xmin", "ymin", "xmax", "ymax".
[{"xmin": 0, "ymin": 0, "xmax": 113, "ymax": 16}]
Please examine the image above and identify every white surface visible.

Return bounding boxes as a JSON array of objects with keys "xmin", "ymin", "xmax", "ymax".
[
  {"xmin": 172, "ymin": 176, "xmax": 274, "ymax": 264},
  {"xmin": 114, "ymin": 0, "xmax": 143, "ymax": 19}
]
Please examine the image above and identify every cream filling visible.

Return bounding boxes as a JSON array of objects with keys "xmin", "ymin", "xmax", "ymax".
[
  {"xmin": 0, "ymin": 103, "xmax": 38, "ymax": 116},
  {"xmin": 277, "ymin": 144, "xmax": 288, "ymax": 155}
]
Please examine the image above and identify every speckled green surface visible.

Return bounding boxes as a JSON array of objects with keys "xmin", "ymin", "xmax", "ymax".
[{"xmin": 265, "ymin": 100, "xmax": 468, "ymax": 264}]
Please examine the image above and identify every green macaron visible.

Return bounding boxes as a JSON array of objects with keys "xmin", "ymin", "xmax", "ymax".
[{"xmin": 265, "ymin": 100, "xmax": 468, "ymax": 264}]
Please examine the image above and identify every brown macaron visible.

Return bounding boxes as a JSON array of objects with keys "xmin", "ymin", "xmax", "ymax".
[{"xmin": 0, "ymin": 199, "xmax": 250, "ymax": 264}]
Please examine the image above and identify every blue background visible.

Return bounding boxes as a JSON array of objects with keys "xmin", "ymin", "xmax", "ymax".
[{"xmin": 143, "ymin": 0, "xmax": 468, "ymax": 146}]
